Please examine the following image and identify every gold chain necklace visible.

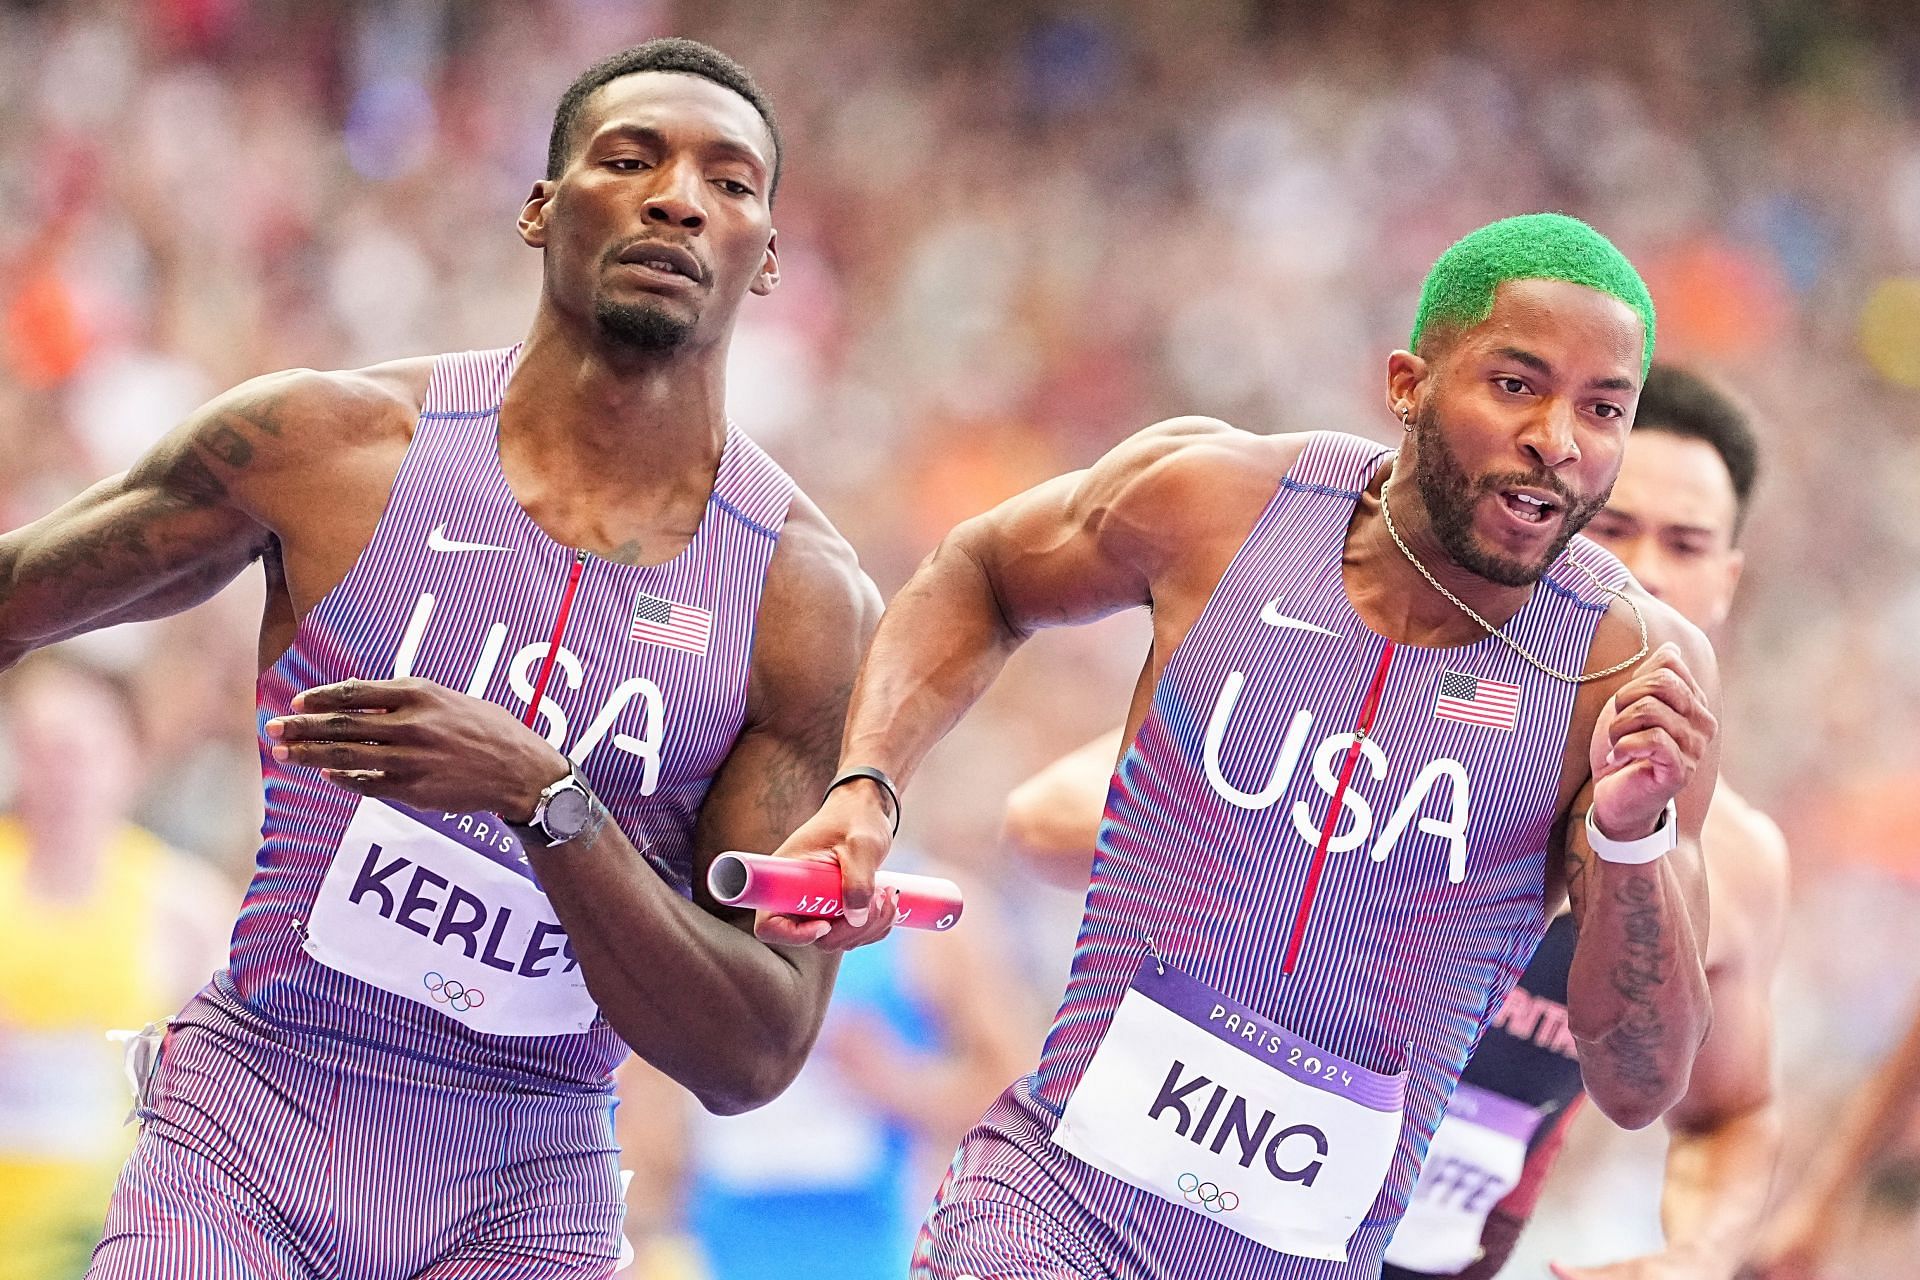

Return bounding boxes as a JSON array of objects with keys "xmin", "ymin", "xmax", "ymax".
[{"xmin": 1377, "ymin": 467, "xmax": 1648, "ymax": 685}]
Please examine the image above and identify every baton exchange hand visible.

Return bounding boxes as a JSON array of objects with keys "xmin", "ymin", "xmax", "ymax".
[{"xmin": 753, "ymin": 779, "xmax": 898, "ymax": 952}]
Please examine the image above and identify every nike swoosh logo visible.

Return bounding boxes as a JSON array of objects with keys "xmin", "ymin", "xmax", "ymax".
[
  {"xmin": 1259, "ymin": 600, "xmax": 1341, "ymax": 638},
  {"xmin": 426, "ymin": 523, "xmax": 513, "ymax": 554}
]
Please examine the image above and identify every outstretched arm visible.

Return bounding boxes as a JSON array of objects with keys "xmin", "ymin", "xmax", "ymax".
[
  {"xmin": 0, "ymin": 380, "xmax": 292, "ymax": 663},
  {"xmin": 754, "ymin": 417, "xmax": 1238, "ymax": 943},
  {"xmin": 1564, "ymin": 631, "xmax": 1720, "ymax": 1131},
  {"xmin": 1743, "ymin": 996, "xmax": 1920, "ymax": 1279}
]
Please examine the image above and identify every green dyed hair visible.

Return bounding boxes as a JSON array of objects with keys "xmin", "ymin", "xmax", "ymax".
[{"xmin": 1408, "ymin": 213, "xmax": 1656, "ymax": 376}]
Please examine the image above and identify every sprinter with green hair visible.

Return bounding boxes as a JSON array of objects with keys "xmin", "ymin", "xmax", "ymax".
[{"xmin": 776, "ymin": 208, "xmax": 1723, "ymax": 1280}]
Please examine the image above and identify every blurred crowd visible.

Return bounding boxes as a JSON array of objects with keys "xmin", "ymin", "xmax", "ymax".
[{"xmin": 2, "ymin": 0, "xmax": 1919, "ymax": 1275}]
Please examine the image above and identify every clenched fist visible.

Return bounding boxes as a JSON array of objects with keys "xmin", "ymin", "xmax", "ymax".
[{"xmin": 1589, "ymin": 642, "xmax": 1717, "ymax": 841}]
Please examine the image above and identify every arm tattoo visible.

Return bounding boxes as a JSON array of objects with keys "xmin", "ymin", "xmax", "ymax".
[
  {"xmin": 1601, "ymin": 874, "xmax": 1674, "ymax": 1093},
  {"xmin": 202, "ymin": 424, "xmax": 254, "ymax": 468},
  {"xmin": 3, "ymin": 390, "xmax": 277, "ymax": 639}
]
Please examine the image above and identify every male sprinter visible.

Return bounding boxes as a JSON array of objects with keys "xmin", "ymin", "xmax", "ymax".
[
  {"xmin": 769, "ymin": 212, "xmax": 1721, "ymax": 1278},
  {"xmin": 1008, "ymin": 364, "xmax": 1788, "ymax": 1279},
  {"xmin": 0, "ymin": 38, "xmax": 887, "ymax": 1280}
]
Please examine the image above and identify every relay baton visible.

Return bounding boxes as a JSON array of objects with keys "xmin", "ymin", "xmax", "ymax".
[{"xmin": 707, "ymin": 852, "xmax": 964, "ymax": 932}]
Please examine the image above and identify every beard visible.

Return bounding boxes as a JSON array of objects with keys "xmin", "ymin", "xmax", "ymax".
[
  {"xmin": 594, "ymin": 296, "xmax": 693, "ymax": 351},
  {"xmin": 1409, "ymin": 401, "xmax": 1608, "ymax": 588}
]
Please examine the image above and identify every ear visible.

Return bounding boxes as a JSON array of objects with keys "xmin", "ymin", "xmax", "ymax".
[
  {"xmin": 517, "ymin": 180, "xmax": 555, "ymax": 249},
  {"xmin": 750, "ymin": 228, "xmax": 781, "ymax": 297},
  {"xmin": 1385, "ymin": 350, "xmax": 1429, "ymax": 425}
]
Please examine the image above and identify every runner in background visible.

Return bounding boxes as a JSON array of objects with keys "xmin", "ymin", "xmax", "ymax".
[{"xmin": 0, "ymin": 650, "xmax": 232, "ymax": 1280}]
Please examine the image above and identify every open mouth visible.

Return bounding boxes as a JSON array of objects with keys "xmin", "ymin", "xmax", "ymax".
[{"xmin": 1496, "ymin": 488, "xmax": 1561, "ymax": 526}]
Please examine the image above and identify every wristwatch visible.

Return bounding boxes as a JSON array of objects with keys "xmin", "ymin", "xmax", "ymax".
[{"xmin": 516, "ymin": 763, "xmax": 602, "ymax": 849}]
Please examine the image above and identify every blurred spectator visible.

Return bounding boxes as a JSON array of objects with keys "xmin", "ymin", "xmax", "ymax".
[{"xmin": 0, "ymin": 649, "xmax": 232, "ymax": 1280}]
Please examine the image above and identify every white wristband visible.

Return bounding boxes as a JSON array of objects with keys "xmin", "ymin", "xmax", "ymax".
[{"xmin": 1585, "ymin": 800, "xmax": 1678, "ymax": 865}]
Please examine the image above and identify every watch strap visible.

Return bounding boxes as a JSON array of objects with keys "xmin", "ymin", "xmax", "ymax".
[
  {"xmin": 1585, "ymin": 799, "xmax": 1678, "ymax": 865},
  {"xmin": 825, "ymin": 766, "xmax": 901, "ymax": 836}
]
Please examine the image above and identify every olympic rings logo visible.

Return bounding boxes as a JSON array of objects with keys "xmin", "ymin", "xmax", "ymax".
[
  {"xmin": 423, "ymin": 971, "xmax": 485, "ymax": 1013},
  {"xmin": 1178, "ymin": 1172, "xmax": 1239, "ymax": 1213}
]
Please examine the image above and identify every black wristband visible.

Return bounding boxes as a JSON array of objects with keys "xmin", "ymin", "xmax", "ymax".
[{"xmin": 825, "ymin": 766, "xmax": 901, "ymax": 836}]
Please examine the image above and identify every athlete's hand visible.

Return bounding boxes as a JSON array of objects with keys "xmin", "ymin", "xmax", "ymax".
[
  {"xmin": 753, "ymin": 780, "xmax": 898, "ymax": 951},
  {"xmin": 1551, "ymin": 1254, "xmax": 1719, "ymax": 1280},
  {"xmin": 1588, "ymin": 642, "xmax": 1717, "ymax": 841},
  {"xmin": 265, "ymin": 678, "xmax": 569, "ymax": 820}
]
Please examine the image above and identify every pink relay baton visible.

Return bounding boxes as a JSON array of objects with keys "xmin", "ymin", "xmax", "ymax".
[{"xmin": 707, "ymin": 852, "xmax": 964, "ymax": 932}]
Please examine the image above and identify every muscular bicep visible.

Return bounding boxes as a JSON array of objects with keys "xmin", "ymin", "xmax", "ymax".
[
  {"xmin": 950, "ymin": 416, "xmax": 1239, "ymax": 637},
  {"xmin": 0, "ymin": 382, "xmax": 294, "ymax": 660},
  {"xmin": 690, "ymin": 508, "xmax": 883, "ymax": 936}
]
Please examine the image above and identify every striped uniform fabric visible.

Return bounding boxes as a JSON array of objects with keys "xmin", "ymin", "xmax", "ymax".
[
  {"xmin": 89, "ymin": 346, "xmax": 796, "ymax": 1279},
  {"xmin": 914, "ymin": 431, "xmax": 1630, "ymax": 1280},
  {"xmin": 1380, "ymin": 914, "xmax": 1588, "ymax": 1280}
]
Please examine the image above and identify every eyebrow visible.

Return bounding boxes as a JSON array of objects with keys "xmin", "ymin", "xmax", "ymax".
[
  {"xmin": 1491, "ymin": 346, "xmax": 1637, "ymax": 394},
  {"xmin": 593, "ymin": 123, "xmax": 769, "ymax": 174}
]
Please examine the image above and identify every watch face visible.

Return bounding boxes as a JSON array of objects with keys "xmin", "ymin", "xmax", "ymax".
[{"xmin": 543, "ymin": 786, "xmax": 593, "ymax": 841}]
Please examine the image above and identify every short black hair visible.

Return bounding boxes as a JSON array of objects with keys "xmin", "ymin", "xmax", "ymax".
[
  {"xmin": 546, "ymin": 38, "xmax": 781, "ymax": 196},
  {"xmin": 1632, "ymin": 363, "xmax": 1760, "ymax": 537}
]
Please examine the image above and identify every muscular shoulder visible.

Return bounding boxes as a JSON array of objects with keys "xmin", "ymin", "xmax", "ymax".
[
  {"xmin": 165, "ymin": 360, "xmax": 429, "ymax": 530},
  {"xmin": 1584, "ymin": 585, "xmax": 1720, "ymax": 706},
  {"xmin": 747, "ymin": 492, "xmax": 883, "ymax": 724},
  {"xmin": 205, "ymin": 359, "xmax": 428, "ymax": 457},
  {"xmin": 1082, "ymin": 418, "xmax": 1312, "ymax": 574}
]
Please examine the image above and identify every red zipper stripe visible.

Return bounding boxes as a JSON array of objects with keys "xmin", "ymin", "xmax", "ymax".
[
  {"xmin": 1282, "ymin": 639, "xmax": 1395, "ymax": 975},
  {"xmin": 525, "ymin": 550, "xmax": 588, "ymax": 729}
]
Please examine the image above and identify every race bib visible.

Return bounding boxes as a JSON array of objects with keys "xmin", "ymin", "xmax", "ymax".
[
  {"xmin": 1052, "ymin": 955, "xmax": 1407, "ymax": 1262},
  {"xmin": 1383, "ymin": 1082, "xmax": 1544, "ymax": 1274},
  {"xmin": 304, "ymin": 799, "xmax": 599, "ymax": 1037}
]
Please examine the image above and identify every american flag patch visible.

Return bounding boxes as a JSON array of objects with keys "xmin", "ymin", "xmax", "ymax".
[
  {"xmin": 1434, "ymin": 670, "xmax": 1521, "ymax": 732},
  {"xmin": 629, "ymin": 590, "xmax": 712, "ymax": 656}
]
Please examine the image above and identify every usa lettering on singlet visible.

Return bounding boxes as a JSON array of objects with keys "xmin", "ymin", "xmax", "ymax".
[
  {"xmin": 923, "ymin": 432, "xmax": 1631, "ymax": 1279},
  {"xmin": 223, "ymin": 346, "xmax": 796, "ymax": 1085}
]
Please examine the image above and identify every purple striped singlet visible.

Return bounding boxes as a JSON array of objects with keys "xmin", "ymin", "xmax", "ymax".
[
  {"xmin": 915, "ymin": 431, "xmax": 1630, "ymax": 1280},
  {"xmin": 226, "ymin": 343, "xmax": 795, "ymax": 1085},
  {"xmin": 91, "ymin": 346, "xmax": 796, "ymax": 1280}
]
